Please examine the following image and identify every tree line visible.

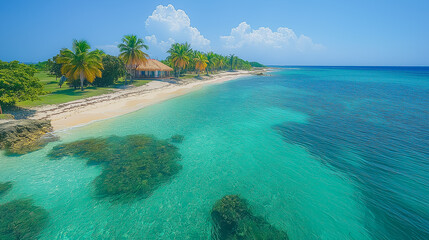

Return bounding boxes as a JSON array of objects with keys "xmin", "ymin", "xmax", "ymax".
[{"xmin": 1, "ymin": 35, "xmax": 264, "ymax": 112}]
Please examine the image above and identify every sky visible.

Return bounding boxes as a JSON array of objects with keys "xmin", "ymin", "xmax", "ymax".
[{"xmin": 0, "ymin": 0, "xmax": 428, "ymax": 66}]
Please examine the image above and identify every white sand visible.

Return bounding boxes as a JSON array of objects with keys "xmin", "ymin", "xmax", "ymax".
[{"xmin": 31, "ymin": 71, "xmax": 257, "ymax": 131}]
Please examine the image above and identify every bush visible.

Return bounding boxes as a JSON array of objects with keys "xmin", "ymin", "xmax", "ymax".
[
  {"xmin": 0, "ymin": 199, "xmax": 49, "ymax": 240},
  {"xmin": 211, "ymin": 195, "xmax": 288, "ymax": 240},
  {"xmin": 0, "ymin": 61, "xmax": 44, "ymax": 111},
  {"xmin": 49, "ymin": 134, "xmax": 182, "ymax": 201},
  {"xmin": 93, "ymin": 55, "xmax": 126, "ymax": 87}
]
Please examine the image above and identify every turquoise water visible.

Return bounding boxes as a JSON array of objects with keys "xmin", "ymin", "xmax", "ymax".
[{"xmin": 1, "ymin": 67, "xmax": 428, "ymax": 239}]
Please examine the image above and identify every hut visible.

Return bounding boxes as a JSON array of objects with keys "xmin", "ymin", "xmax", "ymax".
[{"xmin": 135, "ymin": 59, "xmax": 173, "ymax": 78}]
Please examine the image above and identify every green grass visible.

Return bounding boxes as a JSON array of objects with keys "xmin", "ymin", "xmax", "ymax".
[
  {"xmin": 17, "ymin": 72, "xmax": 151, "ymax": 107},
  {"xmin": 115, "ymin": 77, "xmax": 151, "ymax": 87},
  {"xmin": 0, "ymin": 114, "xmax": 14, "ymax": 120}
]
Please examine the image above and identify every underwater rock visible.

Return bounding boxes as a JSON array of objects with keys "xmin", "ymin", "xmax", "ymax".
[
  {"xmin": 48, "ymin": 134, "xmax": 182, "ymax": 201},
  {"xmin": 0, "ymin": 119, "xmax": 58, "ymax": 155},
  {"xmin": 211, "ymin": 195, "xmax": 288, "ymax": 240},
  {"xmin": 0, "ymin": 199, "xmax": 49, "ymax": 240},
  {"xmin": 0, "ymin": 182, "xmax": 12, "ymax": 196},
  {"xmin": 170, "ymin": 134, "xmax": 185, "ymax": 143}
]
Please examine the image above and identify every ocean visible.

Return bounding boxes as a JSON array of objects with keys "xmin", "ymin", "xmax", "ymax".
[{"xmin": 1, "ymin": 67, "xmax": 428, "ymax": 239}]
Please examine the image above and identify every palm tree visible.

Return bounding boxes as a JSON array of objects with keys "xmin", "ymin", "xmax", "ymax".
[
  {"xmin": 229, "ymin": 54, "xmax": 237, "ymax": 71},
  {"xmin": 194, "ymin": 53, "xmax": 208, "ymax": 77},
  {"xmin": 205, "ymin": 52, "xmax": 217, "ymax": 75},
  {"xmin": 57, "ymin": 40, "xmax": 104, "ymax": 91},
  {"xmin": 217, "ymin": 56, "xmax": 225, "ymax": 71},
  {"xmin": 167, "ymin": 43, "xmax": 192, "ymax": 77},
  {"xmin": 118, "ymin": 35, "xmax": 149, "ymax": 83}
]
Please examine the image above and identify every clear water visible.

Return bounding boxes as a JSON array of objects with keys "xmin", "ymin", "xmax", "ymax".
[{"xmin": 1, "ymin": 67, "xmax": 428, "ymax": 239}]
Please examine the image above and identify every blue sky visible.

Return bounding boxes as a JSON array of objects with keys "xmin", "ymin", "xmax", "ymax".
[{"xmin": 1, "ymin": 0, "xmax": 428, "ymax": 65}]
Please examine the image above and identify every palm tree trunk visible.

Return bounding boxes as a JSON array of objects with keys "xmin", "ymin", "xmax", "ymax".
[{"xmin": 80, "ymin": 72, "xmax": 85, "ymax": 91}]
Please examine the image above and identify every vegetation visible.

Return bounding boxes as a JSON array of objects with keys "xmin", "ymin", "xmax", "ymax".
[
  {"xmin": 0, "ymin": 61, "xmax": 44, "ymax": 113},
  {"xmin": 16, "ymin": 70, "xmax": 149, "ymax": 107},
  {"xmin": 118, "ymin": 35, "xmax": 149, "ymax": 82},
  {"xmin": 0, "ymin": 114, "xmax": 14, "ymax": 120},
  {"xmin": 167, "ymin": 43, "xmax": 193, "ymax": 77},
  {"xmin": 93, "ymin": 55, "xmax": 126, "ymax": 87},
  {"xmin": 0, "ymin": 199, "xmax": 49, "ymax": 240},
  {"xmin": 211, "ymin": 195, "xmax": 288, "ymax": 240},
  {"xmin": 48, "ymin": 134, "xmax": 182, "ymax": 201},
  {"xmin": 47, "ymin": 55, "xmax": 63, "ymax": 79},
  {"xmin": 2, "ymin": 37, "xmax": 258, "ymax": 109},
  {"xmin": 194, "ymin": 52, "xmax": 209, "ymax": 77},
  {"xmin": 165, "ymin": 43, "xmax": 252, "ymax": 78},
  {"xmin": 57, "ymin": 40, "xmax": 104, "ymax": 91},
  {"xmin": 0, "ymin": 182, "xmax": 12, "ymax": 196},
  {"xmin": 249, "ymin": 62, "xmax": 265, "ymax": 68}
]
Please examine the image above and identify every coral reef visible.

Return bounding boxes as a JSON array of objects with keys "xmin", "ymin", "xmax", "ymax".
[
  {"xmin": 0, "ymin": 181, "xmax": 12, "ymax": 196},
  {"xmin": 211, "ymin": 195, "xmax": 288, "ymax": 240},
  {"xmin": 170, "ymin": 134, "xmax": 185, "ymax": 143},
  {"xmin": 0, "ymin": 199, "xmax": 49, "ymax": 240},
  {"xmin": 49, "ymin": 134, "xmax": 182, "ymax": 200}
]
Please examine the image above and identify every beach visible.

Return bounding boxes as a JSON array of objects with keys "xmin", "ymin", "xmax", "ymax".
[{"xmin": 30, "ymin": 70, "xmax": 256, "ymax": 131}]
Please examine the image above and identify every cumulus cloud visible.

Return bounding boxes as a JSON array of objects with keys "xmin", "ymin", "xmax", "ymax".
[
  {"xmin": 145, "ymin": 4, "xmax": 210, "ymax": 52},
  {"xmin": 219, "ymin": 22, "xmax": 324, "ymax": 64},
  {"xmin": 221, "ymin": 22, "xmax": 323, "ymax": 52}
]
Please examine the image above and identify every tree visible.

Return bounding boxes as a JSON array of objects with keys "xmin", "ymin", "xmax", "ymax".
[
  {"xmin": 93, "ymin": 55, "xmax": 126, "ymax": 87},
  {"xmin": 57, "ymin": 40, "xmax": 104, "ymax": 91},
  {"xmin": 205, "ymin": 52, "xmax": 217, "ymax": 75},
  {"xmin": 167, "ymin": 43, "xmax": 192, "ymax": 77},
  {"xmin": 118, "ymin": 35, "xmax": 149, "ymax": 83},
  {"xmin": 0, "ymin": 61, "xmax": 43, "ymax": 114},
  {"xmin": 48, "ymin": 55, "xmax": 63, "ymax": 80},
  {"xmin": 194, "ymin": 53, "xmax": 208, "ymax": 77},
  {"xmin": 229, "ymin": 54, "xmax": 237, "ymax": 71}
]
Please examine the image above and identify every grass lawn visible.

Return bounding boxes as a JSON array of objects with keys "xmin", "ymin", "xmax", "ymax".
[{"xmin": 17, "ymin": 72, "xmax": 151, "ymax": 107}]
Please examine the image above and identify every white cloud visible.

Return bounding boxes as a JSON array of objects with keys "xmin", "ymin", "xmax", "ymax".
[
  {"xmin": 145, "ymin": 4, "xmax": 210, "ymax": 51},
  {"xmin": 96, "ymin": 43, "xmax": 119, "ymax": 56},
  {"xmin": 219, "ymin": 22, "xmax": 324, "ymax": 64},
  {"xmin": 221, "ymin": 22, "xmax": 323, "ymax": 52}
]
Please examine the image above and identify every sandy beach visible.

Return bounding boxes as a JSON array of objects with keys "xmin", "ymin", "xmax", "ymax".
[{"xmin": 30, "ymin": 70, "xmax": 257, "ymax": 131}]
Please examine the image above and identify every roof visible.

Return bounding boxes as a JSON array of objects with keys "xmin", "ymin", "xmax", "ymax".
[{"xmin": 136, "ymin": 59, "xmax": 173, "ymax": 72}]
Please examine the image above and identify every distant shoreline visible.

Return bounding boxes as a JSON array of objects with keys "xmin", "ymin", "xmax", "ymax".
[{"xmin": 29, "ymin": 70, "xmax": 263, "ymax": 131}]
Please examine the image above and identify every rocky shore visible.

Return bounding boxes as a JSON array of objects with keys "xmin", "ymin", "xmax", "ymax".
[{"xmin": 0, "ymin": 119, "xmax": 57, "ymax": 155}]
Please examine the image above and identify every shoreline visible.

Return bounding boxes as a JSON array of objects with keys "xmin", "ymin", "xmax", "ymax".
[{"xmin": 29, "ymin": 70, "xmax": 259, "ymax": 131}]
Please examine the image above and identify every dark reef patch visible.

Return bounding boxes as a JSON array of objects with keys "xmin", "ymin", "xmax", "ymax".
[
  {"xmin": 170, "ymin": 134, "xmax": 185, "ymax": 143},
  {"xmin": 211, "ymin": 195, "xmax": 288, "ymax": 240},
  {"xmin": 0, "ymin": 199, "xmax": 49, "ymax": 240},
  {"xmin": 48, "ymin": 134, "xmax": 182, "ymax": 201},
  {"xmin": 0, "ymin": 182, "xmax": 13, "ymax": 196}
]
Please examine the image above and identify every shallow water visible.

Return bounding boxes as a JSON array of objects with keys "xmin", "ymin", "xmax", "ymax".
[{"xmin": 1, "ymin": 67, "xmax": 428, "ymax": 239}]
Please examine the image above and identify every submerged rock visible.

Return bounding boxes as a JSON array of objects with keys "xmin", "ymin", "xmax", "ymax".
[
  {"xmin": 48, "ymin": 134, "xmax": 182, "ymax": 201},
  {"xmin": 170, "ymin": 134, "xmax": 185, "ymax": 143},
  {"xmin": 211, "ymin": 195, "xmax": 288, "ymax": 240},
  {"xmin": 0, "ymin": 119, "xmax": 58, "ymax": 155},
  {"xmin": 0, "ymin": 199, "xmax": 49, "ymax": 240},
  {"xmin": 0, "ymin": 182, "xmax": 12, "ymax": 196}
]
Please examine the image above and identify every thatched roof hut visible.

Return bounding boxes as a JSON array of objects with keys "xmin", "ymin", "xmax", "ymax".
[{"xmin": 136, "ymin": 59, "xmax": 173, "ymax": 72}]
